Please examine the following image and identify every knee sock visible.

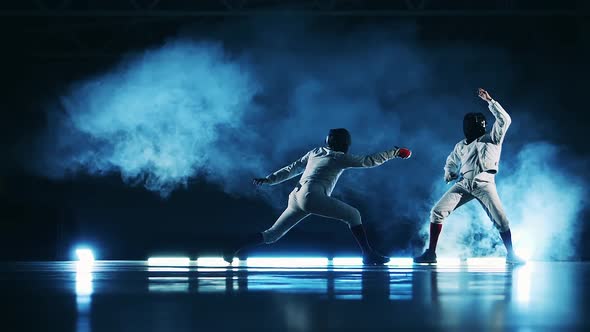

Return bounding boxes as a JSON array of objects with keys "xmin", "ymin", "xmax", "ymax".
[
  {"xmin": 350, "ymin": 224, "xmax": 373, "ymax": 255},
  {"xmin": 428, "ymin": 223, "xmax": 443, "ymax": 252},
  {"xmin": 499, "ymin": 230, "xmax": 514, "ymax": 255}
]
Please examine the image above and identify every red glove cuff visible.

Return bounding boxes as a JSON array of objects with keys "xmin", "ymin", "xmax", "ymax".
[{"xmin": 397, "ymin": 148, "xmax": 412, "ymax": 159}]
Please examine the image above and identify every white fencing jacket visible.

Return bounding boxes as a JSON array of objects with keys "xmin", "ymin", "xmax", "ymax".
[
  {"xmin": 445, "ymin": 99, "xmax": 511, "ymax": 180},
  {"xmin": 266, "ymin": 147, "xmax": 399, "ymax": 196}
]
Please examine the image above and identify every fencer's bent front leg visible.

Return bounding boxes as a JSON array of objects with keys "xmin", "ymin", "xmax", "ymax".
[
  {"xmin": 262, "ymin": 204, "xmax": 309, "ymax": 244},
  {"xmin": 430, "ymin": 184, "xmax": 474, "ymax": 224},
  {"xmin": 300, "ymin": 192, "xmax": 362, "ymax": 227}
]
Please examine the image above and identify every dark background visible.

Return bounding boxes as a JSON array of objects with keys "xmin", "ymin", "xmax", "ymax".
[{"xmin": 1, "ymin": 0, "xmax": 589, "ymax": 260}]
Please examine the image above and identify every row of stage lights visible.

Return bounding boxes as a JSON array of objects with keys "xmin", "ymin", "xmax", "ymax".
[
  {"xmin": 72, "ymin": 251, "xmax": 531, "ymax": 309},
  {"xmin": 148, "ymin": 256, "xmax": 507, "ymax": 267},
  {"xmin": 73, "ymin": 247, "xmax": 531, "ymax": 305},
  {"xmin": 75, "ymin": 248, "xmax": 508, "ymax": 267}
]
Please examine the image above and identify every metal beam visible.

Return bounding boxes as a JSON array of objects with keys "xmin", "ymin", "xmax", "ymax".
[
  {"xmin": 0, "ymin": 0, "xmax": 587, "ymax": 17},
  {"xmin": 1, "ymin": 0, "xmax": 586, "ymax": 60},
  {"xmin": 0, "ymin": 10, "xmax": 587, "ymax": 17}
]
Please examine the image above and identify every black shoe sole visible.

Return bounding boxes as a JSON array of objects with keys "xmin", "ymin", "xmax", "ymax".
[
  {"xmin": 413, "ymin": 256, "xmax": 437, "ymax": 264},
  {"xmin": 363, "ymin": 258, "xmax": 390, "ymax": 265},
  {"xmin": 363, "ymin": 262, "xmax": 389, "ymax": 266}
]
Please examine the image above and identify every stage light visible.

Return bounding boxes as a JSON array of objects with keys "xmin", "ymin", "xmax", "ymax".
[
  {"xmin": 75, "ymin": 249, "xmax": 95, "ymax": 263},
  {"xmin": 242, "ymin": 257, "xmax": 417, "ymax": 267},
  {"xmin": 147, "ymin": 257, "xmax": 190, "ymax": 266},
  {"xmin": 246, "ymin": 257, "xmax": 329, "ymax": 268},
  {"xmin": 435, "ymin": 257, "xmax": 462, "ymax": 266},
  {"xmin": 466, "ymin": 257, "xmax": 506, "ymax": 266},
  {"xmin": 196, "ymin": 257, "xmax": 235, "ymax": 267},
  {"xmin": 331, "ymin": 257, "xmax": 414, "ymax": 267},
  {"xmin": 331, "ymin": 257, "xmax": 362, "ymax": 266},
  {"xmin": 387, "ymin": 258, "xmax": 413, "ymax": 266}
]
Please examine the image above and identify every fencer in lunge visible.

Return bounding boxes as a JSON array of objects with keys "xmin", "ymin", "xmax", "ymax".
[
  {"xmin": 414, "ymin": 88, "xmax": 525, "ymax": 265},
  {"xmin": 223, "ymin": 128, "xmax": 412, "ymax": 265}
]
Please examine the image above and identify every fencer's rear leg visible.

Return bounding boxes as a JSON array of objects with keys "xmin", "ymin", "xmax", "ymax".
[
  {"xmin": 349, "ymin": 224, "xmax": 390, "ymax": 265},
  {"xmin": 223, "ymin": 206, "xmax": 308, "ymax": 264},
  {"xmin": 223, "ymin": 232, "xmax": 264, "ymax": 264}
]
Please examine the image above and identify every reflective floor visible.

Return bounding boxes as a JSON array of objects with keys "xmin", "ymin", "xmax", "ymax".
[{"xmin": 2, "ymin": 259, "xmax": 589, "ymax": 331}]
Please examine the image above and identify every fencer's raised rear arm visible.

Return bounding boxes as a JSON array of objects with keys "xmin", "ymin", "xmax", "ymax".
[
  {"xmin": 444, "ymin": 144, "xmax": 461, "ymax": 176},
  {"xmin": 341, "ymin": 148, "xmax": 398, "ymax": 168},
  {"xmin": 488, "ymin": 99, "xmax": 512, "ymax": 144},
  {"xmin": 265, "ymin": 151, "xmax": 310, "ymax": 185}
]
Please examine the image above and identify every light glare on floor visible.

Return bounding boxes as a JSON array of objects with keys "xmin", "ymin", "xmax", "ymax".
[
  {"xmin": 516, "ymin": 264, "xmax": 533, "ymax": 304},
  {"xmin": 75, "ymin": 261, "xmax": 94, "ymax": 296}
]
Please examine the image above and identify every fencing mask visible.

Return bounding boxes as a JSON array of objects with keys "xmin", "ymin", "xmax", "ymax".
[
  {"xmin": 326, "ymin": 128, "xmax": 351, "ymax": 153},
  {"xmin": 463, "ymin": 112, "xmax": 487, "ymax": 144}
]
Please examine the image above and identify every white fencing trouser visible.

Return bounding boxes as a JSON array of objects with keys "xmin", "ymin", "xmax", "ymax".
[
  {"xmin": 262, "ymin": 183, "xmax": 362, "ymax": 244},
  {"xmin": 430, "ymin": 177, "xmax": 510, "ymax": 232}
]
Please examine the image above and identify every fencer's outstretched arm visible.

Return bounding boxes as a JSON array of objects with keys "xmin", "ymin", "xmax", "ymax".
[
  {"xmin": 478, "ymin": 88, "xmax": 512, "ymax": 144},
  {"xmin": 341, "ymin": 147, "xmax": 410, "ymax": 168},
  {"xmin": 261, "ymin": 151, "xmax": 311, "ymax": 185}
]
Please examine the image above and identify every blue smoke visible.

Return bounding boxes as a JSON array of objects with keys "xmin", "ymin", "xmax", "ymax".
[
  {"xmin": 45, "ymin": 41, "xmax": 263, "ymax": 196},
  {"xmin": 40, "ymin": 24, "xmax": 588, "ymax": 260}
]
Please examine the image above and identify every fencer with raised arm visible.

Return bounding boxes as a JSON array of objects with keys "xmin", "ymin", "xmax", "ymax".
[{"xmin": 414, "ymin": 88, "xmax": 525, "ymax": 265}]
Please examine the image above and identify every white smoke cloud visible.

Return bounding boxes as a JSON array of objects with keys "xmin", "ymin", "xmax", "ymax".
[{"xmin": 501, "ymin": 143, "xmax": 586, "ymax": 260}]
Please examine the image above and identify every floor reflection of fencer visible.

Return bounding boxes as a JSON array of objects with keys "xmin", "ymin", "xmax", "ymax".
[
  {"xmin": 2, "ymin": 261, "xmax": 588, "ymax": 331},
  {"xmin": 361, "ymin": 268, "xmax": 390, "ymax": 301}
]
